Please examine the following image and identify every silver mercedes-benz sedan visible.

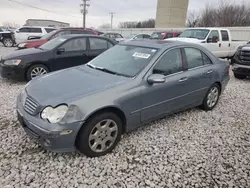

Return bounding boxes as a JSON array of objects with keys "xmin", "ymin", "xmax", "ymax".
[{"xmin": 17, "ymin": 40, "xmax": 230, "ymax": 157}]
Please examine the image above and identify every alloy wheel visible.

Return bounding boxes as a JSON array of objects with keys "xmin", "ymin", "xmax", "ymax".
[
  {"xmin": 207, "ymin": 87, "xmax": 219, "ymax": 108},
  {"xmin": 4, "ymin": 39, "xmax": 13, "ymax": 47},
  {"xmin": 31, "ymin": 67, "xmax": 48, "ymax": 79},
  {"xmin": 88, "ymin": 119, "xmax": 118, "ymax": 153}
]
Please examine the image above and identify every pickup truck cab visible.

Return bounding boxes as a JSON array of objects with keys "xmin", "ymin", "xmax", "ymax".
[{"xmin": 165, "ymin": 28, "xmax": 248, "ymax": 59}]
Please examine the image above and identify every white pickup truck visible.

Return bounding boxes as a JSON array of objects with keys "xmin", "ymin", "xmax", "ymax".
[{"xmin": 165, "ymin": 28, "xmax": 248, "ymax": 59}]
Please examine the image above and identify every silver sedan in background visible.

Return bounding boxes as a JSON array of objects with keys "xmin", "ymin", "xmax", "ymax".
[{"xmin": 17, "ymin": 40, "xmax": 230, "ymax": 157}]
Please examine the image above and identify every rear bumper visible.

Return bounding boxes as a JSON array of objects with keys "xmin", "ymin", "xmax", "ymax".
[{"xmin": 0, "ymin": 64, "xmax": 26, "ymax": 80}]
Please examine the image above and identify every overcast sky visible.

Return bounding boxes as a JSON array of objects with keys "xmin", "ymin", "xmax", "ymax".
[{"xmin": 0, "ymin": 0, "xmax": 249, "ymax": 28}]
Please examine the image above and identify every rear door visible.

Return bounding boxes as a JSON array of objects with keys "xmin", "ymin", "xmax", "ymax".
[
  {"xmin": 87, "ymin": 37, "xmax": 114, "ymax": 61},
  {"xmin": 220, "ymin": 30, "xmax": 231, "ymax": 58},
  {"xmin": 52, "ymin": 37, "xmax": 88, "ymax": 71},
  {"xmin": 183, "ymin": 47, "xmax": 214, "ymax": 102}
]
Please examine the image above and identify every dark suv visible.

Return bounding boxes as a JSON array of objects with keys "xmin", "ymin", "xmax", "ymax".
[
  {"xmin": 232, "ymin": 45, "xmax": 250, "ymax": 79},
  {"xmin": 17, "ymin": 28, "xmax": 98, "ymax": 50}
]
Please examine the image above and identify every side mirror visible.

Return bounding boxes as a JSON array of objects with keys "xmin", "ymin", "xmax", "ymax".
[
  {"xmin": 57, "ymin": 48, "xmax": 65, "ymax": 54},
  {"xmin": 147, "ymin": 74, "xmax": 165, "ymax": 84}
]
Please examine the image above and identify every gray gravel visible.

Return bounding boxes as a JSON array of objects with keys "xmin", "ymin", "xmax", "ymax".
[{"xmin": 0, "ymin": 45, "xmax": 250, "ymax": 188}]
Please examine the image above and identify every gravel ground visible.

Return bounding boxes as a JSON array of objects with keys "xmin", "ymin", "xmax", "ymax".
[{"xmin": 0, "ymin": 45, "xmax": 250, "ymax": 188}]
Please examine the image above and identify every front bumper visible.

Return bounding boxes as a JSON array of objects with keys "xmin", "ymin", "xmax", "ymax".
[
  {"xmin": 232, "ymin": 63, "xmax": 250, "ymax": 76},
  {"xmin": 16, "ymin": 93, "xmax": 84, "ymax": 152},
  {"xmin": 0, "ymin": 63, "xmax": 26, "ymax": 80}
]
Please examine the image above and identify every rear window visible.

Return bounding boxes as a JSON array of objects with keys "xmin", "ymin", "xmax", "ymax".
[
  {"xmin": 150, "ymin": 32, "xmax": 165, "ymax": 39},
  {"xmin": 221, "ymin": 30, "xmax": 229, "ymax": 41},
  {"xmin": 45, "ymin": 28, "xmax": 56, "ymax": 33}
]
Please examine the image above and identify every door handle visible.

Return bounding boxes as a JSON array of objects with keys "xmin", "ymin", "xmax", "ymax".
[
  {"xmin": 207, "ymin": 70, "xmax": 213, "ymax": 74},
  {"xmin": 219, "ymin": 43, "xmax": 221, "ymax": 47},
  {"xmin": 179, "ymin": 77, "xmax": 188, "ymax": 82},
  {"xmin": 228, "ymin": 43, "xmax": 231, "ymax": 47}
]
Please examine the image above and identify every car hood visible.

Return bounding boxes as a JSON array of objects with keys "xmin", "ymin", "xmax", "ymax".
[
  {"xmin": 2, "ymin": 48, "xmax": 46, "ymax": 60},
  {"xmin": 26, "ymin": 65, "xmax": 129, "ymax": 105},
  {"xmin": 165, "ymin": 37, "xmax": 202, "ymax": 43},
  {"xmin": 25, "ymin": 39, "xmax": 47, "ymax": 46}
]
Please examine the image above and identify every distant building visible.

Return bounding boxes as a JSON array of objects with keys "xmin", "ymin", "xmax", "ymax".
[
  {"xmin": 25, "ymin": 19, "xmax": 70, "ymax": 28},
  {"xmin": 155, "ymin": 0, "xmax": 189, "ymax": 28}
]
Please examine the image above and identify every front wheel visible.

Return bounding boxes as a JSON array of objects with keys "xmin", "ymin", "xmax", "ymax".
[
  {"xmin": 3, "ymin": 38, "xmax": 14, "ymax": 47},
  {"xmin": 234, "ymin": 73, "xmax": 247, "ymax": 80},
  {"xmin": 26, "ymin": 64, "xmax": 49, "ymax": 81},
  {"xmin": 200, "ymin": 83, "xmax": 220, "ymax": 111},
  {"xmin": 76, "ymin": 112, "xmax": 122, "ymax": 157}
]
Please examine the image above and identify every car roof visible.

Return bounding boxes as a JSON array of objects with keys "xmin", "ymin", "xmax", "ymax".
[
  {"xmin": 119, "ymin": 39, "xmax": 186, "ymax": 49},
  {"xmin": 60, "ymin": 34, "xmax": 113, "ymax": 40}
]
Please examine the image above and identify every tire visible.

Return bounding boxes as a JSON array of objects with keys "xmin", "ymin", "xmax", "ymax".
[
  {"xmin": 26, "ymin": 64, "xmax": 49, "ymax": 81},
  {"xmin": 3, "ymin": 38, "xmax": 14, "ymax": 47},
  {"xmin": 76, "ymin": 112, "xmax": 122, "ymax": 157},
  {"xmin": 200, "ymin": 83, "xmax": 221, "ymax": 111},
  {"xmin": 234, "ymin": 73, "xmax": 247, "ymax": 80}
]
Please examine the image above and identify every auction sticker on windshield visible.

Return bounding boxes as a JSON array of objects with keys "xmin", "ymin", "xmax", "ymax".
[{"xmin": 133, "ymin": 52, "xmax": 151, "ymax": 59}]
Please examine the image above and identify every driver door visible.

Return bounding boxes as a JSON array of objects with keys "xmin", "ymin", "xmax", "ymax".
[
  {"xmin": 51, "ymin": 38, "xmax": 88, "ymax": 71},
  {"xmin": 203, "ymin": 30, "xmax": 222, "ymax": 58}
]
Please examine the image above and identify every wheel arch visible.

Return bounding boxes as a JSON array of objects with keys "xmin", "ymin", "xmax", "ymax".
[
  {"xmin": 81, "ymin": 106, "xmax": 127, "ymax": 133},
  {"xmin": 25, "ymin": 62, "xmax": 50, "ymax": 80}
]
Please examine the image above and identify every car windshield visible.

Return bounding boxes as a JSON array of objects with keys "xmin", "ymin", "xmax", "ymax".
[
  {"xmin": 125, "ymin": 34, "xmax": 136, "ymax": 39},
  {"xmin": 40, "ymin": 37, "xmax": 66, "ymax": 50},
  {"xmin": 179, "ymin": 29, "xmax": 210, "ymax": 40},
  {"xmin": 40, "ymin": 30, "xmax": 58, "ymax": 40},
  {"xmin": 150, "ymin": 32, "xmax": 165, "ymax": 39},
  {"xmin": 87, "ymin": 45, "xmax": 158, "ymax": 77}
]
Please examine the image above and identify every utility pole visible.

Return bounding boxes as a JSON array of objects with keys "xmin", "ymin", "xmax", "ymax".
[
  {"xmin": 80, "ymin": 0, "xmax": 90, "ymax": 28},
  {"xmin": 110, "ymin": 12, "xmax": 115, "ymax": 29}
]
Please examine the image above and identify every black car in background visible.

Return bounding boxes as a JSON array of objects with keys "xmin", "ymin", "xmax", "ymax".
[
  {"xmin": 0, "ymin": 27, "xmax": 15, "ymax": 47},
  {"xmin": 0, "ymin": 35, "xmax": 117, "ymax": 81}
]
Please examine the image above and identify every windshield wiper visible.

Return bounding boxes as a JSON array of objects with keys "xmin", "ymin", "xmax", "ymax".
[{"xmin": 86, "ymin": 64, "xmax": 131, "ymax": 77}]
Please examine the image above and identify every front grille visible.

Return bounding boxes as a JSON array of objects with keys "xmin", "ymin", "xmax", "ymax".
[
  {"xmin": 24, "ymin": 97, "xmax": 39, "ymax": 115},
  {"xmin": 239, "ymin": 50, "xmax": 250, "ymax": 65}
]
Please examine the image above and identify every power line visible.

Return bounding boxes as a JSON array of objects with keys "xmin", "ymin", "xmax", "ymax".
[
  {"xmin": 8, "ymin": 0, "xmax": 82, "ymax": 19},
  {"xmin": 80, "ymin": 0, "xmax": 90, "ymax": 28},
  {"xmin": 110, "ymin": 12, "xmax": 115, "ymax": 29}
]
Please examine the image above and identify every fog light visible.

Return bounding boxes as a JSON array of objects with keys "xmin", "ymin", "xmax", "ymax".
[{"xmin": 60, "ymin": 130, "xmax": 73, "ymax": 135}]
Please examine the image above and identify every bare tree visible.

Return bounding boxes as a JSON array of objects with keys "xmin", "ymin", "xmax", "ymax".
[
  {"xmin": 3, "ymin": 22, "xmax": 20, "ymax": 28},
  {"xmin": 119, "ymin": 19, "xmax": 155, "ymax": 28},
  {"xmin": 193, "ymin": 0, "xmax": 250, "ymax": 27},
  {"xmin": 186, "ymin": 11, "xmax": 200, "ymax": 27}
]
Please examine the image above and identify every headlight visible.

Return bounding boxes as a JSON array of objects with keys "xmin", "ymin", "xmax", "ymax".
[
  {"xmin": 41, "ymin": 105, "xmax": 68, "ymax": 124},
  {"xmin": 4, "ymin": 59, "xmax": 21, "ymax": 66},
  {"xmin": 18, "ymin": 43, "xmax": 27, "ymax": 48}
]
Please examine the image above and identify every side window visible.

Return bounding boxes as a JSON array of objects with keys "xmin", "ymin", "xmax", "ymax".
[
  {"xmin": 143, "ymin": 35, "xmax": 150, "ymax": 39},
  {"xmin": 165, "ymin": 33, "xmax": 174, "ymax": 39},
  {"xmin": 52, "ymin": 30, "xmax": 71, "ymax": 39},
  {"xmin": 30, "ymin": 28, "xmax": 42, "ymax": 33},
  {"xmin": 115, "ymin": 34, "xmax": 123, "ymax": 38},
  {"xmin": 184, "ymin": 48, "xmax": 203, "ymax": 69},
  {"xmin": 89, "ymin": 38, "xmax": 109, "ymax": 50},
  {"xmin": 60, "ymin": 38, "xmax": 86, "ymax": 51},
  {"xmin": 153, "ymin": 48, "xmax": 183, "ymax": 76},
  {"xmin": 221, "ymin": 30, "xmax": 229, "ymax": 41},
  {"xmin": 45, "ymin": 28, "xmax": 56, "ymax": 33},
  {"xmin": 107, "ymin": 41, "xmax": 114, "ymax": 48},
  {"xmin": 19, "ymin": 28, "xmax": 29, "ymax": 33},
  {"xmin": 136, "ymin": 35, "xmax": 143, "ymax": 39},
  {"xmin": 202, "ymin": 52, "xmax": 213, "ymax": 65},
  {"xmin": 208, "ymin": 30, "xmax": 220, "ymax": 43},
  {"xmin": 175, "ymin": 33, "xmax": 181, "ymax": 37}
]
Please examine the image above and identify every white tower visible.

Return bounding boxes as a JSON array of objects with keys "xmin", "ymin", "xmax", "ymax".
[{"xmin": 155, "ymin": 0, "xmax": 189, "ymax": 28}]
